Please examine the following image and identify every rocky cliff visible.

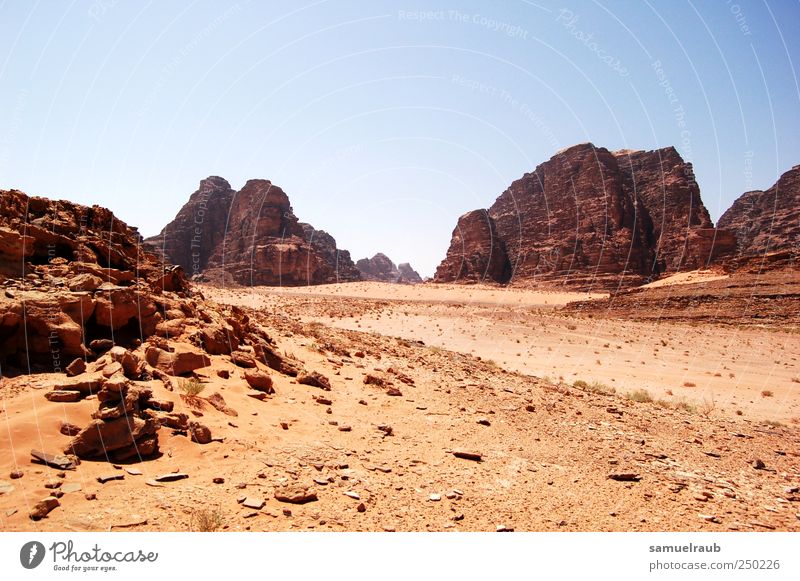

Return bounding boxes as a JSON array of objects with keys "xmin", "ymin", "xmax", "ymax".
[
  {"xmin": 146, "ymin": 178, "xmax": 361, "ymax": 286},
  {"xmin": 717, "ymin": 165, "xmax": 800, "ymax": 265},
  {"xmin": 356, "ymin": 253, "xmax": 422, "ymax": 283},
  {"xmin": 435, "ymin": 143, "xmax": 737, "ymax": 289}
]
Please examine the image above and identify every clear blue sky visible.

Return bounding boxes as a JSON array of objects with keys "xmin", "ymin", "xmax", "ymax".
[{"xmin": 1, "ymin": 0, "xmax": 798, "ymax": 277}]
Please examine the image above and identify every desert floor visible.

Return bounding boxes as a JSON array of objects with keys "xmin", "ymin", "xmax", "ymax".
[
  {"xmin": 1, "ymin": 279, "xmax": 798, "ymax": 532},
  {"xmin": 205, "ymin": 280, "xmax": 800, "ymax": 424}
]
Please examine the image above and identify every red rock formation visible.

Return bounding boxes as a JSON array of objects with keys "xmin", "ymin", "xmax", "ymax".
[
  {"xmin": 146, "ymin": 178, "xmax": 361, "ymax": 286},
  {"xmin": 145, "ymin": 176, "xmax": 235, "ymax": 278},
  {"xmin": 435, "ymin": 143, "xmax": 737, "ymax": 289},
  {"xmin": 434, "ymin": 210, "xmax": 510, "ymax": 283},
  {"xmin": 356, "ymin": 253, "xmax": 422, "ymax": 284},
  {"xmin": 717, "ymin": 165, "xmax": 800, "ymax": 265}
]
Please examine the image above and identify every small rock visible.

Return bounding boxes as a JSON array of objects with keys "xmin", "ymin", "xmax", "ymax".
[
  {"xmin": 752, "ymin": 459, "xmax": 766, "ymax": 470},
  {"xmin": 144, "ymin": 479, "xmax": 164, "ymax": 488},
  {"xmin": 496, "ymin": 524, "xmax": 514, "ymax": 532},
  {"xmin": 386, "ymin": 387, "xmax": 403, "ymax": 397},
  {"xmin": 61, "ymin": 483, "xmax": 82, "ymax": 494},
  {"xmin": 217, "ymin": 369, "xmax": 230, "ymax": 379},
  {"xmin": 45, "ymin": 390, "xmax": 83, "ymax": 403},
  {"xmin": 357, "ymin": 503, "xmax": 366, "ymax": 513},
  {"xmin": 188, "ymin": 422, "xmax": 212, "ymax": 444},
  {"xmin": 298, "ymin": 371, "xmax": 331, "ymax": 391},
  {"xmin": 338, "ymin": 425, "xmax": 352, "ymax": 432},
  {"xmin": 280, "ymin": 421, "xmax": 289, "ymax": 430},
  {"xmin": 314, "ymin": 396, "xmax": 333, "ymax": 406},
  {"xmin": 9, "ymin": 470, "xmax": 23, "ymax": 480},
  {"xmin": 65, "ymin": 358, "xmax": 87, "ymax": 377},
  {"xmin": 429, "ymin": 493, "xmax": 441, "ymax": 502},
  {"xmin": 275, "ymin": 484, "xmax": 318, "ymax": 504},
  {"xmin": 344, "ymin": 491, "xmax": 361, "ymax": 500},
  {"xmin": 84, "ymin": 492, "xmax": 97, "ymax": 500},
  {"xmin": 6, "ymin": 508, "xmax": 18, "ymax": 517},
  {"xmin": 97, "ymin": 474, "xmax": 124, "ymax": 484},
  {"xmin": 608, "ymin": 473, "xmax": 641, "ymax": 482},
  {"xmin": 125, "ymin": 468, "xmax": 143, "ymax": 476},
  {"xmin": 525, "ymin": 404, "xmax": 535, "ymax": 412},
  {"xmin": 282, "ymin": 509, "xmax": 292, "ymax": 517},
  {"xmin": 213, "ymin": 477, "xmax": 225, "ymax": 484},
  {"xmin": 699, "ymin": 514, "xmax": 721, "ymax": 523},
  {"xmin": 244, "ymin": 370, "xmax": 274, "ymax": 393},
  {"xmin": 246, "ymin": 390, "xmax": 268, "ymax": 401},
  {"xmin": 154, "ymin": 473, "xmax": 189, "ymax": 483},
  {"xmin": 29, "ymin": 497, "xmax": 60, "ymax": 520},
  {"xmin": 205, "ymin": 392, "xmax": 238, "ymax": 417},
  {"xmin": 237, "ymin": 495, "xmax": 247, "ymax": 503},
  {"xmin": 44, "ymin": 480, "xmax": 62, "ymax": 489},
  {"xmin": 452, "ymin": 449, "xmax": 482, "ymax": 462},
  {"xmin": 476, "ymin": 417, "xmax": 491, "ymax": 426},
  {"xmin": 242, "ymin": 497, "xmax": 266, "ymax": 510}
]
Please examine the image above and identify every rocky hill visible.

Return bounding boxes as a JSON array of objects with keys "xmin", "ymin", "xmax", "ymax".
[
  {"xmin": 145, "ymin": 178, "xmax": 360, "ymax": 286},
  {"xmin": 717, "ymin": 165, "xmax": 800, "ymax": 265},
  {"xmin": 435, "ymin": 143, "xmax": 737, "ymax": 289},
  {"xmin": 356, "ymin": 253, "xmax": 422, "ymax": 283}
]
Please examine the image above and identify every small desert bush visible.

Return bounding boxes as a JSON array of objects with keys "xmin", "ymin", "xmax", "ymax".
[
  {"xmin": 673, "ymin": 400, "xmax": 697, "ymax": 414},
  {"xmin": 763, "ymin": 419, "xmax": 786, "ymax": 428},
  {"xmin": 627, "ymin": 389, "xmax": 654, "ymax": 403},
  {"xmin": 190, "ymin": 507, "xmax": 224, "ymax": 532},
  {"xmin": 699, "ymin": 396, "xmax": 716, "ymax": 417},
  {"xmin": 761, "ymin": 390, "xmax": 773, "ymax": 398},
  {"xmin": 586, "ymin": 381, "xmax": 615, "ymax": 395},
  {"xmin": 573, "ymin": 379, "xmax": 589, "ymax": 389},
  {"xmin": 178, "ymin": 377, "xmax": 206, "ymax": 397}
]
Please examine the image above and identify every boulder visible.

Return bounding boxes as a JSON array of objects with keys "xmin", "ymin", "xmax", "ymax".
[
  {"xmin": 244, "ymin": 370, "xmax": 274, "ymax": 393},
  {"xmin": 145, "ymin": 345, "xmax": 210, "ymax": 376}
]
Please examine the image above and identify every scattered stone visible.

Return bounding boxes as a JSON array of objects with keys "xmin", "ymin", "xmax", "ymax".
[
  {"xmin": 313, "ymin": 478, "xmax": 328, "ymax": 486},
  {"xmin": 125, "ymin": 468, "xmax": 143, "ymax": 476},
  {"xmin": 298, "ymin": 371, "xmax": 331, "ymax": 391},
  {"xmin": 145, "ymin": 479, "xmax": 164, "ymax": 488},
  {"xmin": 31, "ymin": 449, "xmax": 76, "ymax": 470},
  {"xmin": 9, "ymin": 470, "xmax": 23, "ymax": 479},
  {"xmin": 700, "ymin": 514, "xmax": 721, "ymax": 523},
  {"xmin": 429, "ymin": 493, "xmax": 441, "ymax": 502},
  {"xmin": 109, "ymin": 516, "xmax": 148, "ymax": 530},
  {"xmin": 65, "ymin": 358, "xmax": 86, "ymax": 377},
  {"xmin": 377, "ymin": 424, "xmax": 393, "ymax": 436},
  {"xmin": 496, "ymin": 525, "xmax": 514, "ymax": 532},
  {"xmin": 750, "ymin": 521, "xmax": 776, "ymax": 530},
  {"xmin": 45, "ymin": 390, "xmax": 83, "ymax": 403},
  {"xmin": 275, "ymin": 484, "xmax": 318, "ymax": 504},
  {"xmin": 59, "ymin": 421, "xmax": 82, "ymax": 437},
  {"xmin": 213, "ymin": 477, "xmax": 225, "ymax": 484},
  {"xmin": 154, "ymin": 473, "xmax": 189, "ymax": 483},
  {"xmin": 476, "ymin": 417, "xmax": 491, "ymax": 426},
  {"xmin": 6, "ymin": 508, "xmax": 18, "ymax": 517},
  {"xmin": 525, "ymin": 404, "xmax": 535, "ymax": 412},
  {"xmin": 452, "ymin": 449, "xmax": 482, "ymax": 462},
  {"xmin": 314, "ymin": 396, "xmax": 333, "ymax": 406},
  {"xmin": 357, "ymin": 503, "xmax": 366, "ymax": 513},
  {"xmin": 206, "ymin": 392, "xmax": 238, "ymax": 417},
  {"xmin": 237, "ymin": 495, "xmax": 247, "ymax": 504},
  {"xmin": 217, "ymin": 369, "xmax": 230, "ymax": 379},
  {"xmin": 280, "ymin": 421, "xmax": 289, "ymax": 430},
  {"xmin": 188, "ymin": 422, "xmax": 212, "ymax": 444},
  {"xmin": 386, "ymin": 387, "xmax": 403, "ymax": 397},
  {"xmin": 243, "ymin": 497, "xmax": 266, "ymax": 510},
  {"xmin": 97, "ymin": 473, "xmax": 124, "ymax": 484},
  {"xmin": 61, "ymin": 483, "xmax": 82, "ymax": 494},
  {"xmin": 29, "ymin": 497, "xmax": 60, "ymax": 520},
  {"xmin": 608, "ymin": 473, "xmax": 642, "ymax": 482},
  {"xmin": 338, "ymin": 425, "xmax": 352, "ymax": 432},
  {"xmin": 344, "ymin": 491, "xmax": 361, "ymax": 500},
  {"xmin": 244, "ymin": 370, "xmax": 274, "ymax": 393},
  {"xmin": 44, "ymin": 480, "xmax": 62, "ymax": 489},
  {"xmin": 752, "ymin": 459, "xmax": 766, "ymax": 470}
]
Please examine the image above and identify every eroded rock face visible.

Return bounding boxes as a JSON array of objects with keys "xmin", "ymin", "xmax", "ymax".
[
  {"xmin": 0, "ymin": 189, "xmax": 185, "ymax": 370},
  {"xmin": 717, "ymin": 165, "xmax": 800, "ymax": 264},
  {"xmin": 435, "ymin": 144, "xmax": 737, "ymax": 289},
  {"xmin": 146, "ymin": 178, "xmax": 361, "ymax": 286},
  {"xmin": 356, "ymin": 253, "xmax": 422, "ymax": 284},
  {"xmin": 145, "ymin": 177, "xmax": 235, "ymax": 279}
]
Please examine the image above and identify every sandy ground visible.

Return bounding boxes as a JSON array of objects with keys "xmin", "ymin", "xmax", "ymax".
[
  {"xmin": 1, "ymin": 280, "xmax": 798, "ymax": 532},
  {"xmin": 204, "ymin": 282, "xmax": 800, "ymax": 424}
]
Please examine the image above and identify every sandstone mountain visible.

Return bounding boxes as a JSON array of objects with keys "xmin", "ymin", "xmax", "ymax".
[
  {"xmin": 145, "ymin": 178, "xmax": 360, "ymax": 286},
  {"xmin": 356, "ymin": 253, "xmax": 423, "ymax": 284},
  {"xmin": 717, "ymin": 164, "xmax": 800, "ymax": 265},
  {"xmin": 435, "ymin": 143, "xmax": 736, "ymax": 289}
]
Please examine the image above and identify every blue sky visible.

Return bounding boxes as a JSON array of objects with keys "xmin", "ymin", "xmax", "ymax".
[{"xmin": 0, "ymin": 0, "xmax": 798, "ymax": 277}]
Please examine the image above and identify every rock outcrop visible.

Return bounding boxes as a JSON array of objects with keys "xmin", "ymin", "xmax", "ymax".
[
  {"xmin": 435, "ymin": 143, "xmax": 737, "ymax": 289},
  {"xmin": 717, "ymin": 165, "xmax": 800, "ymax": 265},
  {"xmin": 356, "ymin": 253, "xmax": 422, "ymax": 283},
  {"xmin": 145, "ymin": 178, "xmax": 361, "ymax": 286}
]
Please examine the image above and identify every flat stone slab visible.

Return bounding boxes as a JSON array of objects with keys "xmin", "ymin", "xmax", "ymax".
[
  {"xmin": 242, "ymin": 497, "xmax": 265, "ymax": 510},
  {"xmin": 154, "ymin": 473, "xmax": 189, "ymax": 483},
  {"xmin": 275, "ymin": 484, "xmax": 318, "ymax": 504},
  {"xmin": 45, "ymin": 390, "xmax": 83, "ymax": 403},
  {"xmin": 97, "ymin": 473, "xmax": 124, "ymax": 484},
  {"xmin": 61, "ymin": 483, "xmax": 82, "ymax": 494},
  {"xmin": 608, "ymin": 473, "xmax": 642, "ymax": 482},
  {"xmin": 31, "ymin": 449, "xmax": 76, "ymax": 470}
]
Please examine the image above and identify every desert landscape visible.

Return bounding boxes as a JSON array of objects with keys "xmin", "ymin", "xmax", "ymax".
[{"xmin": 0, "ymin": 143, "xmax": 798, "ymax": 534}]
